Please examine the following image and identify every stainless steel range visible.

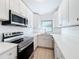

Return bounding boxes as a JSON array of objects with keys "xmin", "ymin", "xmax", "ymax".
[{"xmin": 2, "ymin": 32, "xmax": 34, "ymax": 59}]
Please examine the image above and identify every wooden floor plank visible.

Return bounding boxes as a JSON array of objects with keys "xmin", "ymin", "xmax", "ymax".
[{"xmin": 33, "ymin": 48, "xmax": 54, "ymax": 59}]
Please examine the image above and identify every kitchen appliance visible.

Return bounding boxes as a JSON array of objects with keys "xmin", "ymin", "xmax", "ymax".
[
  {"xmin": 2, "ymin": 32, "xmax": 34, "ymax": 59},
  {"xmin": 2, "ymin": 10, "xmax": 28, "ymax": 27}
]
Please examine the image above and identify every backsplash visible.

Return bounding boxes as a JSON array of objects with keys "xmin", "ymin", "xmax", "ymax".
[
  {"xmin": 61, "ymin": 26, "xmax": 79, "ymax": 41},
  {"xmin": 53, "ymin": 27, "xmax": 61, "ymax": 34},
  {"xmin": 0, "ymin": 22, "xmax": 33, "ymax": 41},
  {"xmin": 0, "ymin": 22, "xmax": 24, "ymax": 33}
]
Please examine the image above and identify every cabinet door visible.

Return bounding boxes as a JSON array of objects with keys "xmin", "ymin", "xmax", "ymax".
[
  {"xmin": 10, "ymin": 0, "xmax": 20, "ymax": 14},
  {"xmin": 20, "ymin": 1, "xmax": 27, "ymax": 17},
  {"xmin": 8, "ymin": 47, "xmax": 17, "ymax": 59},
  {"xmin": 0, "ymin": 0, "xmax": 9, "ymax": 21},
  {"xmin": 59, "ymin": 0, "xmax": 69, "ymax": 26},
  {"xmin": 0, "ymin": 54, "xmax": 9, "ymax": 59},
  {"xmin": 34, "ymin": 36, "xmax": 38, "ymax": 50},
  {"xmin": 0, "ymin": 47, "xmax": 17, "ymax": 59},
  {"xmin": 69, "ymin": 0, "xmax": 79, "ymax": 25}
]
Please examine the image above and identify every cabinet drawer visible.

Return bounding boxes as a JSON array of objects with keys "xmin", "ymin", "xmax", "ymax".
[{"xmin": 7, "ymin": 47, "xmax": 17, "ymax": 56}]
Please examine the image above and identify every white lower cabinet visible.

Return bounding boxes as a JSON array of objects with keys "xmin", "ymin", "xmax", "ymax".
[
  {"xmin": 0, "ymin": 47, "xmax": 17, "ymax": 59},
  {"xmin": 34, "ymin": 35, "xmax": 38, "ymax": 50},
  {"xmin": 54, "ymin": 42, "xmax": 65, "ymax": 59}
]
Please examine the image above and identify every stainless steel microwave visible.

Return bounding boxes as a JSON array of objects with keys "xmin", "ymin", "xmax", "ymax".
[{"xmin": 2, "ymin": 10, "xmax": 28, "ymax": 27}]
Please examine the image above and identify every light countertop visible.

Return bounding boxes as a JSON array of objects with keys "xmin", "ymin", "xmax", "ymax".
[
  {"xmin": 0, "ymin": 42, "xmax": 17, "ymax": 55},
  {"xmin": 53, "ymin": 34, "xmax": 79, "ymax": 59}
]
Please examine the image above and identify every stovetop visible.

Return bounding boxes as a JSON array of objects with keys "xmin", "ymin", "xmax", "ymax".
[{"xmin": 2, "ymin": 32, "xmax": 33, "ymax": 52}]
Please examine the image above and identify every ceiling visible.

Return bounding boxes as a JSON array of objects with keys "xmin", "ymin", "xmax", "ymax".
[{"xmin": 22, "ymin": 0, "xmax": 62, "ymax": 14}]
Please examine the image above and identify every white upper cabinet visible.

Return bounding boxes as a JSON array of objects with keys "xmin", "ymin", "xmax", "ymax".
[
  {"xmin": 59, "ymin": 0, "xmax": 79, "ymax": 26},
  {"xmin": 69, "ymin": 0, "xmax": 79, "ymax": 25},
  {"xmin": 0, "ymin": 0, "xmax": 28, "ymax": 21},
  {"xmin": 59, "ymin": 0, "xmax": 69, "ymax": 26},
  {"xmin": 20, "ymin": 1, "xmax": 27, "ymax": 17},
  {"xmin": 0, "ymin": 0, "xmax": 9, "ymax": 21},
  {"xmin": 10, "ymin": 0, "xmax": 27, "ymax": 18},
  {"xmin": 9, "ymin": 0, "xmax": 20, "ymax": 14}
]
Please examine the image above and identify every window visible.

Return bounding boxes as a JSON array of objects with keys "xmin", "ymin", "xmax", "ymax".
[{"xmin": 41, "ymin": 20, "xmax": 53, "ymax": 32}]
